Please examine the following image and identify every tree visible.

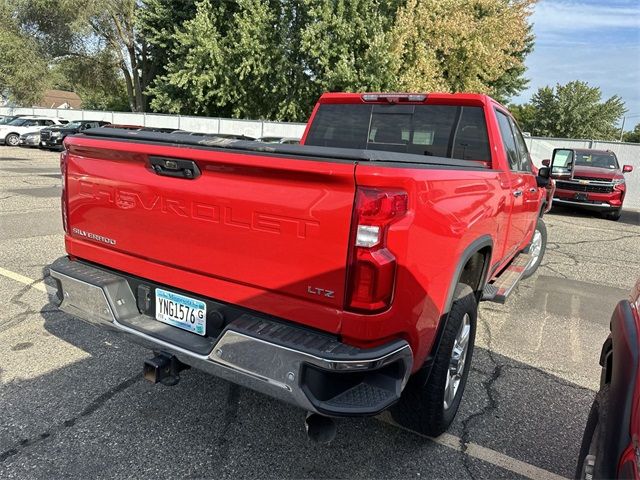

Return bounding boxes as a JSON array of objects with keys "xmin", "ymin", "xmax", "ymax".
[
  {"xmin": 388, "ymin": 0, "xmax": 535, "ymax": 95},
  {"xmin": 509, "ymin": 103, "xmax": 536, "ymax": 133},
  {"xmin": 148, "ymin": 0, "xmax": 535, "ymax": 121},
  {"xmin": 0, "ymin": 3, "xmax": 50, "ymax": 104},
  {"xmin": 50, "ymin": 51, "xmax": 129, "ymax": 110},
  {"xmin": 8, "ymin": 0, "xmax": 157, "ymax": 111},
  {"xmin": 518, "ymin": 81, "xmax": 626, "ymax": 140},
  {"xmin": 136, "ymin": 0, "xmax": 197, "ymax": 108},
  {"xmin": 623, "ymin": 123, "xmax": 640, "ymax": 143}
]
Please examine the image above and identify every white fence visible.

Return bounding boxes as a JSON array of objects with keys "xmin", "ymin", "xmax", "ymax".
[
  {"xmin": 2, "ymin": 106, "xmax": 638, "ymax": 209},
  {"xmin": 0, "ymin": 107, "xmax": 308, "ymax": 139}
]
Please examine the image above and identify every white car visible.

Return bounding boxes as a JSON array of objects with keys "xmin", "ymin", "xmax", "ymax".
[{"xmin": 0, "ymin": 117, "xmax": 67, "ymax": 146}]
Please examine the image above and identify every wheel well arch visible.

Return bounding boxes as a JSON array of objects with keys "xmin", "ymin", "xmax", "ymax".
[
  {"xmin": 443, "ymin": 236, "xmax": 493, "ymax": 315},
  {"xmin": 415, "ymin": 236, "xmax": 492, "ymax": 379}
]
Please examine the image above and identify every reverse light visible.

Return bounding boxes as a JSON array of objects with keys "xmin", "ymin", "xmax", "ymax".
[{"xmin": 346, "ymin": 188, "xmax": 408, "ymax": 313}]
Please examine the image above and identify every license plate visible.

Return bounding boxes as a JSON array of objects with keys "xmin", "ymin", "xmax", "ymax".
[
  {"xmin": 574, "ymin": 193, "xmax": 588, "ymax": 201},
  {"xmin": 155, "ymin": 288, "xmax": 206, "ymax": 336},
  {"xmin": 41, "ymin": 141, "xmax": 46, "ymax": 146}
]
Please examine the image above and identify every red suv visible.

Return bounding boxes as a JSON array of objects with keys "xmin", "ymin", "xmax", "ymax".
[{"xmin": 545, "ymin": 149, "xmax": 633, "ymax": 221}]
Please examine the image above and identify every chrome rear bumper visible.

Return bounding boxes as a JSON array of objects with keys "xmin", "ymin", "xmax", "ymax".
[{"xmin": 48, "ymin": 256, "xmax": 412, "ymax": 416}]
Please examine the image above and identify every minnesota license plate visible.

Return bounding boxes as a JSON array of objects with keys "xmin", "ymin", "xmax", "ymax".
[{"xmin": 155, "ymin": 288, "xmax": 206, "ymax": 336}]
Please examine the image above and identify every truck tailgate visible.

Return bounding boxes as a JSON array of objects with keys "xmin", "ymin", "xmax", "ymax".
[{"xmin": 63, "ymin": 136, "xmax": 356, "ymax": 312}]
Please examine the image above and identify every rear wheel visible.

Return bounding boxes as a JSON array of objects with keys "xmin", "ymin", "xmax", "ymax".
[
  {"xmin": 522, "ymin": 217, "xmax": 547, "ymax": 279},
  {"xmin": 5, "ymin": 133, "xmax": 19, "ymax": 146},
  {"xmin": 390, "ymin": 284, "xmax": 476, "ymax": 436}
]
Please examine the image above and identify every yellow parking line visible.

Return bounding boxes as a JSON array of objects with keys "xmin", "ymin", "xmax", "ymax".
[
  {"xmin": 0, "ymin": 266, "xmax": 47, "ymax": 292},
  {"xmin": 0, "ymin": 265, "xmax": 569, "ymax": 480}
]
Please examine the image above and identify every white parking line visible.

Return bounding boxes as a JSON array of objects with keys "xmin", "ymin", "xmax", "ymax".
[
  {"xmin": 380, "ymin": 417, "xmax": 568, "ymax": 480},
  {"xmin": 433, "ymin": 432, "xmax": 568, "ymax": 480},
  {"xmin": 0, "ymin": 265, "xmax": 568, "ymax": 480}
]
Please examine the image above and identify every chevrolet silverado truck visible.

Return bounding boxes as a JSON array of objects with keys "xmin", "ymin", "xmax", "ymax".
[
  {"xmin": 545, "ymin": 148, "xmax": 633, "ymax": 221},
  {"xmin": 48, "ymin": 93, "xmax": 550, "ymax": 440}
]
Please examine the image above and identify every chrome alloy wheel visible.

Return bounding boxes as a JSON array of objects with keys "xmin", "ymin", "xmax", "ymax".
[
  {"xmin": 444, "ymin": 312, "xmax": 471, "ymax": 410},
  {"xmin": 526, "ymin": 229, "xmax": 543, "ymax": 270}
]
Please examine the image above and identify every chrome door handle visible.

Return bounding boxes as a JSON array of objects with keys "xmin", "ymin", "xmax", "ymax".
[
  {"xmin": 529, "ymin": 187, "xmax": 538, "ymax": 193},
  {"xmin": 513, "ymin": 190, "xmax": 523, "ymax": 197}
]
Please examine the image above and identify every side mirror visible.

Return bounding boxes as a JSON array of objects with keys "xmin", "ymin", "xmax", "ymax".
[
  {"xmin": 541, "ymin": 159, "xmax": 550, "ymax": 167},
  {"xmin": 623, "ymin": 165, "xmax": 633, "ymax": 173},
  {"xmin": 537, "ymin": 166, "xmax": 550, "ymax": 187},
  {"xmin": 550, "ymin": 148, "xmax": 575, "ymax": 179}
]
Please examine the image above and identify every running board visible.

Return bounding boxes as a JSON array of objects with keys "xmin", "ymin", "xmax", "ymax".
[{"xmin": 481, "ymin": 253, "xmax": 531, "ymax": 303}]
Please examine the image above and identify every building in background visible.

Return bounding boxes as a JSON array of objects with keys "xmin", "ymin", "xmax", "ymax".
[{"xmin": 34, "ymin": 90, "xmax": 81, "ymax": 109}]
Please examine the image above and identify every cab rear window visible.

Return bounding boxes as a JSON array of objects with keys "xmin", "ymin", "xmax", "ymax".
[{"xmin": 305, "ymin": 103, "xmax": 491, "ymax": 162}]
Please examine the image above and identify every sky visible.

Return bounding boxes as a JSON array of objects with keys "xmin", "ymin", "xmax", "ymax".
[{"xmin": 514, "ymin": 0, "xmax": 640, "ymax": 130}]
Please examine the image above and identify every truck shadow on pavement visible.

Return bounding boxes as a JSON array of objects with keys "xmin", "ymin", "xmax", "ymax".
[{"xmin": 0, "ymin": 292, "xmax": 594, "ymax": 479}]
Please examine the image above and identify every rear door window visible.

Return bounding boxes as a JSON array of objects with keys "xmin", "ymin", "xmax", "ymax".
[
  {"xmin": 495, "ymin": 110, "xmax": 519, "ymax": 171},
  {"xmin": 305, "ymin": 103, "xmax": 491, "ymax": 162},
  {"xmin": 509, "ymin": 117, "xmax": 532, "ymax": 172}
]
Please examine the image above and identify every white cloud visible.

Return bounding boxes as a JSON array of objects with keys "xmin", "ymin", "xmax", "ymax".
[{"xmin": 532, "ymin": 1, "xmax": 640, "ymax": 33}]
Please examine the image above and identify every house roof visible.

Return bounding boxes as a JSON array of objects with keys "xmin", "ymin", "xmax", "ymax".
[{"xmin": 34, "ymin": 90, "xmax": 82, "ymax": 109}]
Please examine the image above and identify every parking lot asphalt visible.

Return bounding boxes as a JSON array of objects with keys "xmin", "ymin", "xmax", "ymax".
[{"xmin": 0, "ymin": 146, "xmax": 638, "ymax": 479}]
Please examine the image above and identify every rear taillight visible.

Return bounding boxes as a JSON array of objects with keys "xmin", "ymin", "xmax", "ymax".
[
  {"xmin": 346, "ymin": 188, "xmax": 408, "ymax": 313},
  {"xmin": 60, "ymin": 150, "xmax": 68, "ymax": 233}
]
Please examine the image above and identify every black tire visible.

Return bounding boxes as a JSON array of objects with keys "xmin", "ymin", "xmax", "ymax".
[
  {"xmin": 5, "ymin": 133, "xmax": 19, "ymax": 146},
  {"xmin": 605, "ymin": 209, "xmax": 621, "ymax": 221},
  {"xmin": 522, "ymin": 217, "xmax": 547, "ymax": 279},
  {"xmin": 390, "ymin": 284, "xmax": 477, "ymax": 436},
  {"xmin": 575, "ymin": 384, "xmax": 609, "ymax": 479}
]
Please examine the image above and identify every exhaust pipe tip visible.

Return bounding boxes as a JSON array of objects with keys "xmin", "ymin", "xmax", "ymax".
[{"xmin": 305, "ymin": 413, "xmax": 337, "ymax": 444}]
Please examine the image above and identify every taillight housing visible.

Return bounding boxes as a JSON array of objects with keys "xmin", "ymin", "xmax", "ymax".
[
  {"xmin": 346, "ymin": 188, "xmax": 408, "ymax": 313},
  {"xmin": 60, "ymin": 150, "xmax": 69, "ymax": 233}
]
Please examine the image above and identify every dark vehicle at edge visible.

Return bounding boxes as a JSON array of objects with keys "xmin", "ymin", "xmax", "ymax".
[
  {"xmin": 40, "ymin": 120, "xmax": 111, "ymax": 150},
  {"xmin": 576, "ymin": 278, "xmax": 640, "ymax": 479}
]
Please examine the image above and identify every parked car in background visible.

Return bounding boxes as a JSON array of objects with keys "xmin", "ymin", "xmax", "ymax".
[
  {"xmin": 0, "ymin": 117, "xmax": 67, "ymax": 146},
  {"xmin": 40, "ymin": 120, "xmax": 110, "ymax": 150},
  {"xmin": 576, "ymin": 278, "xmax": 640, "ymax": 479},
  {"xmin": 546, "ymin": 149, "xmax": 633, "ymax": 221},
  {"xmin": 0, "ymin": 114, "xmax": 30, "ymax": 124},
  {"xmin": 257, "ymin": 136, "xmax": 301, "ymax": 144},
  {"xmin": 18, "ymin": 131, "xmax": 41, "ymax": 148}
]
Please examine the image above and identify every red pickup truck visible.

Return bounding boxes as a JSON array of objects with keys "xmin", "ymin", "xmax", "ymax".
[{"xmin": 48, "ymin": 93, "xmax": 550, "ymax": 440}]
